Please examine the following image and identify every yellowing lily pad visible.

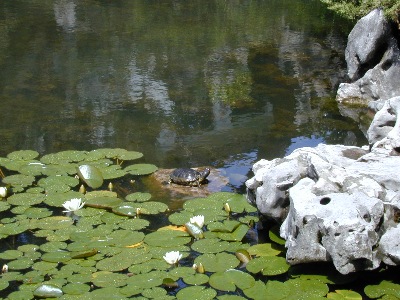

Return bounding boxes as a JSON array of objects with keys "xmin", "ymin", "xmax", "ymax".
[{"xmin": 327, "ymin": 289, "xmax": 362, "ymax": 299}]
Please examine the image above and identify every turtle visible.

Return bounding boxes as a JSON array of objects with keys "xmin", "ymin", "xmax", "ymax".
[{"xmin": 169, "ymin": 167, "xmax": 210, "ymax": 186}]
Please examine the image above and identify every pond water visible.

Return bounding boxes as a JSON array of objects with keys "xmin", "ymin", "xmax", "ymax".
[
  {"xmin": 2, "ymin": 1, "xmax": 390, "ymax": 299},
  {"xmin": 0, "ymin": 0, "xmax": 367, "ymax": 193}
]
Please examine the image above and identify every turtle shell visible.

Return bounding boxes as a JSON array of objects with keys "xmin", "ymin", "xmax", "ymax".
[{"xmin": 169, "ymin": 168, "xmax": 210, "ymax": 186}]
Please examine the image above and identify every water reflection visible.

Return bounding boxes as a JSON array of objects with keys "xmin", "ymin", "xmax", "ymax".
[{"xmin": 0, "ymin": 0, "xmax": 366, "ymax": 190}]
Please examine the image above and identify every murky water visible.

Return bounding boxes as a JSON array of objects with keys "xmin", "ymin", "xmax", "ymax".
[{"xmin": 0, "ymin": 0, "xmax": 366, "ymax": 192}]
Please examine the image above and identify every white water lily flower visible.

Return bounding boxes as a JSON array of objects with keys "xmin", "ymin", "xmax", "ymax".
[
  {"xmin": 163, "ymin": 251, "xmax": 182, "ymax": 265},
  {"xmin": 62, "ymin": 198, "xmax": 85, "ymax": 212},
  {"xmin": 0, "ymin": 187, "xmax": 7, "ymax": 198},
  {"xmin": 190, "ymin": 215, "xmax": 204, "ymax": 228}
]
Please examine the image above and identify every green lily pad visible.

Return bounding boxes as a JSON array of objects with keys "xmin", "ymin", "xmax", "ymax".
[
  {"xmin": 7, "ymin": 258, "xmax": 35, "ymax": 270},
  {"xmin": 141, "ymin": 287, "xmax": 167, "ymax": 298},
  {"xmin": 364, "ymin": 280, "xmax": 400, "ymax": 299},
  {"xmin": 85, "ymin": 196, "xmax": 123, "ymax": 209},
  {"xmin": 7, "ymin": 193, "xmax": 45, "ymax": 206},
  {"xmin": 194, "ymin": 253, "xmax": 240, "ymax": 273},
  {"xmin": 124, "ymin": 163, "xmax": 158, "ymax": 175},
  {"xmin": 113, "ymin": 201, "xmax": 168, "ymax": 216},
  {"xmin": 176, "ymin": 286, "xmax": 217, "ymax": 300},
  {"xmin": 327, "ymin": 289, "xmax": 363, "ymax": 299},
  {"xmin": 44, "ymin": 191, "xmax": 85, "ymax": 207},
  {"xmin": 243, "ymin": 280, "xmax": 289, "ymax": 300},
  {"xmin": 209, "ymin": 269, "xmax": 255, "ymax": 292},
  {"xmin": 41, "ymin": 251, "xmax": 71, "ymax": 263},
  {"xmin": 0, "ymin": 222, "xmax": 31, "ymax": 237},
  {"xmin": 92, "ymin": 271, "xmax": 128, "ymax": 288},
  {"xmin": 191, "ymin": 238, "xmax": 230, "ymax": 253},
  {"xmin": 22, "ymin": 207, "xmax": 52, "ymax": 219},
  {"xmin": 35, "ymin": 216, "xmax": 74, "ymax": 230},
  {"xmin": 41, "ymin": 150, "xmax": 88, "ymax": 164},
  {"xmin": 0, "ymin": 249, "xmax": 23, "ymax": 260},
  {"xmin": 118, "ymin": 218, "xmax": 150, "ymax": 231},
  {"xmin": 125, "ymin": 192, "xmax": 152, "ymax": 202},
  {"xmin": 246, "ymin": 256, "xmax": 289, "ymax": 276},
  {"xmin": 33, "ymin": 284, "xmax": 63, "ymax": 298},
  {"xmin": 225, "ymin": 194, "xmax": 258, "ymax": 213},
  {"xmin": 0, "ymin": 201, "xmax": 10, "ymax": 212},
  {"xmin": 2, "ymin": 174, "xmax": 35, "ymax": 189},
  {"xmin": 38, "ymin": 175, "xmax": 79, "ymax": 193},
  {"xmin": 183, "ymin": 273, "xmax": 210, "ymax": 285},
  {"xmin": 144, "ymin": 230, "xmax": 191, "ymax": 247},
  {"xmin": 62, "ymin": 282, "xmax": 91, "ymax": 295},
  {"xmin": 125, "ymin": 271, "xmax": 165, "ymax": 288},
  {"xmin": 284, "ymin": 278, "xmax": 330, "ymax": 298},
  {"xmin": 247, "ymin": 243, "xmax": 282, "ymax": 257},
  {"xmin": 269, "ymin": 224, "xmax": 286, "ymax": 246},
  {"xmin": 77, "ymin": 164, "xmax": 104, "ymax": 189},
  {"xmin": 100, "ymin": 165, "xmax": 127, "ymax": 180},
  {"xmin": 7, "ymin": 150, "xmax": 39, "ymax": 161},
  {"xmin": 0, "ymin": 278, "xmax": 9, "ymax": 291},
  {"xmin": 208, "ymin": 220, "xmax": 241, "ymax": 232}
]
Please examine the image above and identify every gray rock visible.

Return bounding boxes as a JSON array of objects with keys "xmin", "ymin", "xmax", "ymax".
[
  {"xmin": 345, "ymin": 8, "xmax": 391, "ymax": 81},
  {"xmin": 336, "ymin": 9, "xmax": 400, "ymax": 116}
]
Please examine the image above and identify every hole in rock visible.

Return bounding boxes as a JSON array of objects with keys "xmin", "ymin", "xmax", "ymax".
[{"xmin": 319, "ymin": 197, "xmax": 331, "ymax": 205}]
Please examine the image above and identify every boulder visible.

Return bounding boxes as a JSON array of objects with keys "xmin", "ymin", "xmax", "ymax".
[
  {"xmin": 336, "ymin": 9, "xmax": 400, "ymax": 120},
  {"xmin": 245, "ymin": 97, "xmax": 400, "ymax": 273}
]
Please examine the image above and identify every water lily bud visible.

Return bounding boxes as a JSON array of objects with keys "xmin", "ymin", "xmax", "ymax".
[
  {"xmin": 197, "ymin": 262, "xmax": 205, "ymax": 274},
  {"xmin": 2, "ymin": 264, "xmax": 8, "ymax": 273},
  {"xmin": 224, "ymin": 202, "xmax": 231, "ymax": 213},
  {"xmin": 136, "ymin": 207, "xmax": 141, "ymax": 216},
  {"xmin": 0, "ymin": 187, "xmax": 7, "ymax": 198},
  {"xmin": 108, "ymin": 182, "xmax": 113, "ymax": 191},
  {"xmin": 79, "ymin": 184, "xmax": 86, "ymax": 194}
]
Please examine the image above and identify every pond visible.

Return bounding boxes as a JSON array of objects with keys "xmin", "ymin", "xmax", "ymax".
[
  {"xmin": 2, "ymin": 1, "xmax": 394, "ymax": 299},
  {"xmin": 0, "ymin": 0, "xmax": 366, "ymax": 192}
]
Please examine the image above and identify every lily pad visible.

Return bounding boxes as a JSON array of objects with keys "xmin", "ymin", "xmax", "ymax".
[
  {"xmin": 246, "ymin": 256, "xmax": 289, "ymax": 276},
  {"xmin": 77, "ymin": 164, "xmax": 104, "ymax": 189},
  {"xmin": 7, "ymin": 193, "xmax": 45, "ymax": 206},
  {"xmin": 41, "ymin": 251, "xmax": 71, "ymax": 263},
  {"xmin": 194, "ymin": 253, "xmax": 240, "ymax": 273},
  {"xmin": 176, "ymin": 286, "xmax": 217, "ymax": 300},
  {"xmin": 364, "ymin": 280, "xmax": 400, "ymax": 299},
  {"xmin": 41, "ymin": 150, "xmax": 88, "ymax": 164},
  {"xmin": 33, "ymin": 284, "xmax": 63, "ymax": 298},
  {"xmin": 62, "ymin": 282, "xmax": 91, "ymax": 295},
  {"xmin": 144, "ymin": 230, "xmax": 191, "ymax": 247},
  {"xmin": 92, "ymin": 271, "xmax": 128, "ymax": 287},
  {"xmin": 2, "ymin": 174, "xmax": 35, "ymax": 189},
  {"xmin": 125, "ymin": 192, "xmax": 152, "ymax": 202},
  {"xmin": 209, "ymin": 269, "xmax": 255, "ymax": 292},
  {"xmin": 85, "ymin": 196, "xmax": 123, "ymax": 209},
  {"xmin": 7, "ymin": 150, "xmax": 39, "ymax": 161},
  {"xmin": 327, "ymin": 289, "xmax": 363, "ymax": 299},
  {"xmin": 191, "ymin": 238, "xmax": 230, "ymax": 253},
  {"xmin": 243, "ymin": 280, "xmax": 289, "ymax": 300},
  {"xmin": 35, "ymin": 216, "xmax": 74, "ymax": 230},
  {"xmin": 113, "ymin": 201, "xmax": 168, "ymax": 216},
  {"xmin": 124, "ymin": 163, "xmax": 158, "ymax": 175},
  {"xmin": 247, "ymin": 243, "xmax": 282, "ymax": 257}
]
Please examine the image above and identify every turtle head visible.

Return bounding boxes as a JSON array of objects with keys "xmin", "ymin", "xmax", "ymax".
[{"xmin": 198, "ymin": 168, "xmax": 210, "ymax": 181}]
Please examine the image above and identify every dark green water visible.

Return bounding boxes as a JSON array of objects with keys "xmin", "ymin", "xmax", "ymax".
[{"xmin": 0, "ymin": 0, "xmax": 366, "ymax": 191}]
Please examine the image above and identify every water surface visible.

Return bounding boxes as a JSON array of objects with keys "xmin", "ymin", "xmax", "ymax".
[{"xmin": 0, "ymin": 0, "xmax": 366, "ymax": 191}]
